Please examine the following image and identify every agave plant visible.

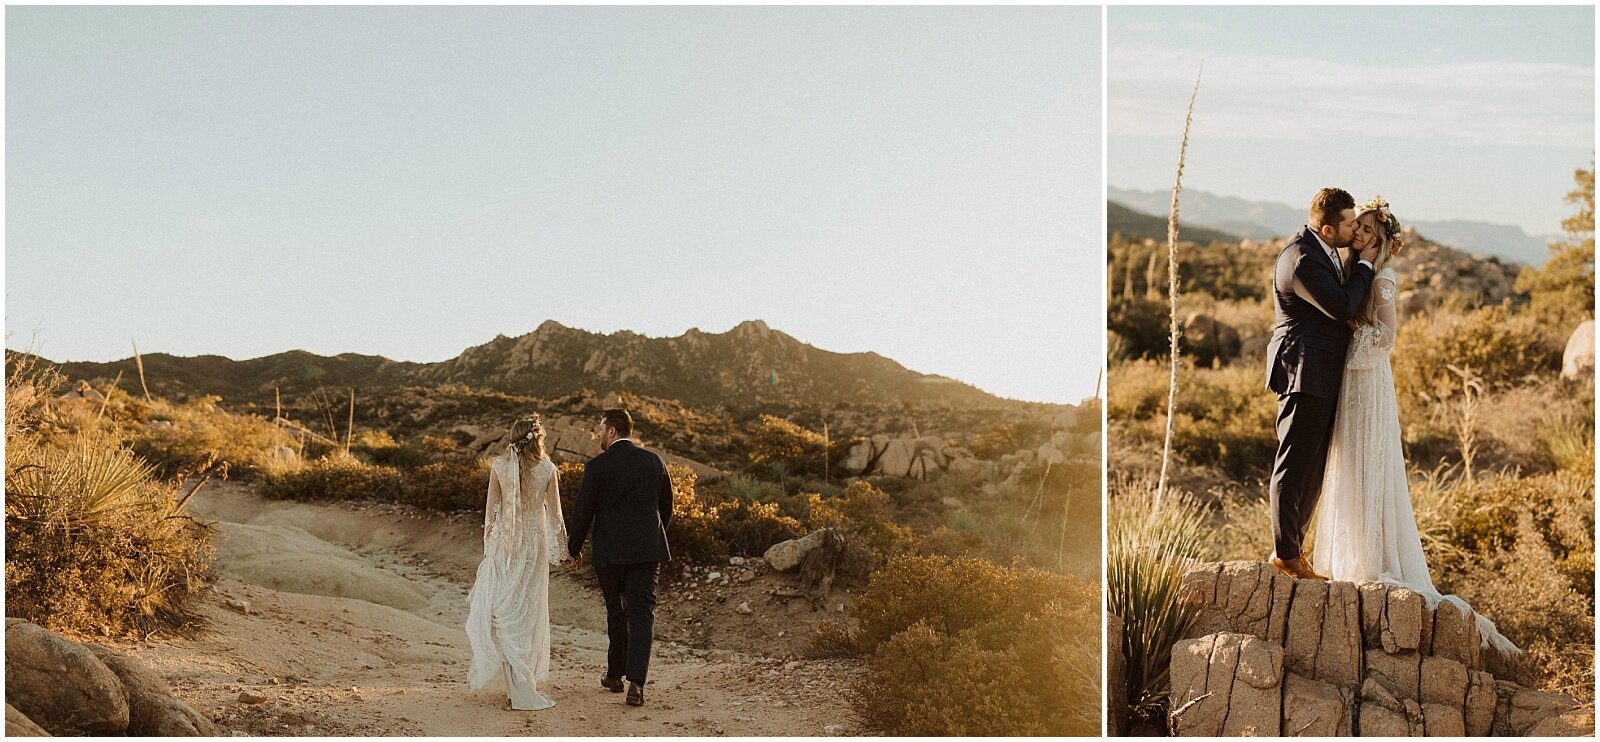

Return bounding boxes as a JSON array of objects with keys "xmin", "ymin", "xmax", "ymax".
[{"xmin": 1106, "ymin": 482, "xmax": 1209, "ymax": 720}]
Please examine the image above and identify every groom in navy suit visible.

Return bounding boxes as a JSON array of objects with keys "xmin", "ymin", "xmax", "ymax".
[
  {"xmin": 565, "ymin": 408, "xmax": 674, "ymax": 707},
  {"xmin": 1265, "ymin": 187, "xmax": 1380, "ymax": 581}
]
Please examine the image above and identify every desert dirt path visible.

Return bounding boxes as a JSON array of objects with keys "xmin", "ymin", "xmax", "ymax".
[{"xmin": 105, "ymin": 482, "xmax": 863, "ymax": 736}]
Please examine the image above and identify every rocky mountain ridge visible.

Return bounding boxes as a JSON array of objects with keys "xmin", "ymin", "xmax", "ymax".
[{"xmin": 31, "ymin": 320, "xmax": 1027, "ymax": 413}]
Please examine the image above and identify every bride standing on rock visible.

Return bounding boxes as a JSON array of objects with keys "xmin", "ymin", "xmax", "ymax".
[
  {"xmin": 1311, "ymin": 197, "xmax": 1517, "ymax": 654},
  {"xmin": 466, "ymin": 416, "xmax": 567, "ymax": 710}
]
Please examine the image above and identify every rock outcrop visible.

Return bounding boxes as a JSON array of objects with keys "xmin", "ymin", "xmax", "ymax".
[
  {"xmin": 1164, "ymin": 561, "xmax": 1587, "ymax": 737},
  {"xmin": 841, "ymin": 429, "xmax": 1097, "ymax": 482},
  {"xmin": 4, "ymin": 620, "xmax": 213, "ymax": 737},
  {"xmin": 1562, "ymin": 320, "xmax": 1594, "ymax": 379}
]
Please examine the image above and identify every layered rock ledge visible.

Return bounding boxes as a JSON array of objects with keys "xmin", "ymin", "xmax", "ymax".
[{"xmin": 1167, "ymin": 561, "xmax": 1591, "ymax": 737}]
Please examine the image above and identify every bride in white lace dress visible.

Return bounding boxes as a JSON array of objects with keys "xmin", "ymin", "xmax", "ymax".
[
  {"xmin": 1312, "ymin": 198, "xmax": 1517, "ymax": 654},
  {"xmin": 466, "ymin": 416, "xmax": 567, "ymax": 710}
]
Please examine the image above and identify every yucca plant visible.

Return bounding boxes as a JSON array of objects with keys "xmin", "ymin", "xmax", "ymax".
[
  {"xmin": 6, "ymin": 433, "xmax": 161, "ymax": 530},
  {"xmin": 1106, "ymin": 481, "xmax": 1209, "ymax": 721}
]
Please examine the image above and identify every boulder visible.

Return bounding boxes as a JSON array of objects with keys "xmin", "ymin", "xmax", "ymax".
[
  {"xmin": 1364, "ymin": 649, "xmax": 1421, "ymax": 702},
  {"xmin": 945, "ymin": 457, "xmax": 995, "ymax": 481},
  {"xmin": 1464, "ymin": 670, "xmax": 1497, "ymax": 737},
  {"xmin": 5, "ymin": 704, "xmax": 48, "ymax": 737},
  {"xmin": 1169, "ymin": 632, "xmax": 1282, "ymax": 736},
  {"xmin": 1418, "ymin": 655, "xmax": 1467, "ymax": 708},
  {"xmin": 87, "ymin": 646, "xmax": 214, "ymax": 736},
  {"xmin": 1528, "ymin": 709, "xmax": 1596, "ymax": 737},
  {"xmin": 1505, "ymin": 682, "xmax": 1578, "ymax": 736},
  {"xmin": 874, "ymin": 439, "xmax": 915, "ymax": 478},
  {"xmin": 4, "ymin": 621, "xmax": 128, "ymax": 735},
  {"xmin": 1420, "ymin": 703, "xmax": 1465, "ymax": 736},
  {"xmin": 841, "ymin": 441, "xmax": 875, "ymax": 475},
  {"xmin": 1282, "ymin": 673, "xmax": 1351, "ymax": 736},
  {"xmin": 1562, "ymin": 319, "xmax": 1595, "ymax": 378},
  {"xmin": 1184, "ymin": 312, "xmax": 1243, "ymax": 363},
  {"xmin": 764, "ymin": 528, "xmax": 841, "ymax": 573},
  {"xmin": 1430, "ymin": 599, "xmax": 1480, "ymax": 670}
]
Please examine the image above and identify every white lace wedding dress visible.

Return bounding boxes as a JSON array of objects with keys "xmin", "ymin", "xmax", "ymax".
[
  {"xmin": 1314, "ymin": 267, "xmax": 1518, "ymax": 654},
  {"xmin": 466, "ymin": 452, "xmax": 566, "ymax": 710}
]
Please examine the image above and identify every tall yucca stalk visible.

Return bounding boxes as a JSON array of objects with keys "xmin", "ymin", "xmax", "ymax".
[
  {"xmin": 1107, "ymin": 483, "xmax": 1208, "ymax": 718},
  {"xmin": 1156, "ymin": 67, "xmax": 1202, "ymax": 509}
]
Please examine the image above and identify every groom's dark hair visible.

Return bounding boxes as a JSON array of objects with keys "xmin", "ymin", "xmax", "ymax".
[
  {"xmin": 1309, "ymin": 188, "xmax": 1355, "ymax": 231},
  {"xmin": 603, "ymin": 408, "xmax": 633, "ymax": 437}
]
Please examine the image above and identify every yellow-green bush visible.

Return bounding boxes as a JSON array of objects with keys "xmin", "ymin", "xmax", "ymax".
[
  {"xmin": 829, "ymin": 554, "xmax": 1099, "ymax": 735},
  {"xmin": 745, "ymin": 414, "xmax": 829, "ymax": 478},
  {"xmin": 1392, "ymin": 306, "xmax": 1559, "ymax": 403},
  {"xmin": 712, "ymin": 500, "xmax": 805, "ymax": 558},
  {"xmin": 257, "ymin": 454, "xmax": 403, "ymax": 503},
  {"xmin": 132, "ymin": 396, "xmax": 298, "ymax": 478},
  {"xmin": 5, "ymin": 354, "xmax": 214, "ymax": 637},
  {"xmin": 396, "ymin": 459, "xmax": 492, "ymax": 512},
  {"xmin": 805, "ymin": 481, "xmax": 912, "ymax": 578}
]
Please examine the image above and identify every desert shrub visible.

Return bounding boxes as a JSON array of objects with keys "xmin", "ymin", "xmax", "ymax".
[
  {"xmin": 833, "ymin": 554, "xmax": 1099, "ymax": 735},
  {"xmin": 659, "ymin": 464, "xmax": 726, "ymax": 564},
  {"xmin": 1392, "ymin": 306, "xmax": 1560, "ymax": 403},
  {"xmin": 912, "ymin": 526, "xmax": 990, "ymax": 559},
  {"xmin": 4, "ymin": 354, "xmax": 216, "ymax": 637},
  {"xmin": 968, "ymin": 419, "xmax": 1056, "ymax": 459},
  {"xmin": 805, "ymin": 481, "xmax": 912, "ymax": 579},
  {"xmin": 257, "ymin": 454, "xmax": 403, "ymax": 502},
  {"xmin": 712, "ymin": 500, "xmax": 805, "ymax": 557},
  {"xmin": 1107, "ymin": 482, "xmax": 1210, "ymax": 723},
  {"xmin": 420, "ymin": 434, "xmax": 460, "ymax": 456},
  {"xmin": 396, "ymin": 458, "xmax": 491, "ymax": 512},
  {"xmin": 1168, "ymin": 366, "xmax": 1278, "ymax": 480},
  {"xmin": 132, "ymin": 396, "xmax": 290, "ymax": 479},
  {"xmin": 351, "ymin": 430, "xmax": 429, "ymax": 469},
  {"xmin": 715, "ymin": 474, "xmax": 786, "ymax": 505},
  {"xmin": 1108, "ymin": 297, "xmax": 1170, "ymax": 362},
  {"xmin": 745, "ymin": 414, "xmax": 829, "ymax": 478}
]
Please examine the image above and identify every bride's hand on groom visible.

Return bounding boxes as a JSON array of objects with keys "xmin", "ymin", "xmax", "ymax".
[{"xmin": 561, "ymin": 555, "xmax": 580, "ymax": 570}]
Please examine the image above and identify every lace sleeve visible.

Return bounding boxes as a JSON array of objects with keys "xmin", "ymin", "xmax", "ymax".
[
  {"xmin": 483, "ymin": 462, "xmax": 502, "ymax": 545},
  {"xmin": 1373, "ymin": 275, "xmax": 1398, "ymax": 350},
  {"xmin": 544, "ymin": 462, "xmax": 567, "ymax": 566}
]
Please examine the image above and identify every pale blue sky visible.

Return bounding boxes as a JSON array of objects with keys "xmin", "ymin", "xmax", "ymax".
[
  {"xmin": 1110, "ymin": 6, "xmax": 1595, "ymax": 236},
  {"xmin": 7, "ymin": 6, "xmax": 1102, "ymax": 405}
]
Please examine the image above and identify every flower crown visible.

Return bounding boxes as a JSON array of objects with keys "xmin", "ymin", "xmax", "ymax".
[
  {"xmin": 1361, "ymin": 195, "xmax": 1404, "ymax": 247},
  {"xmin": 509, "ymin": 415, "xmax": 543, "ymax": 454}
]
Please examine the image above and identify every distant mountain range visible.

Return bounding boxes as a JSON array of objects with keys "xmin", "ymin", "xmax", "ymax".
[
  {"xmin": 1107, "ymin": 201, "xmax": 1242, "ymax": 245},
  {"xmin": 1108, "ymin": 186, "xmax": 1555, "ymax": 266},
  {"xmin": 34, "ymin": 320, "xmax": 1031, "ymax": 412}
]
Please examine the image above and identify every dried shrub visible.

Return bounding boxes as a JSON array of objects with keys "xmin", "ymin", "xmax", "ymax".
[
  {"xmin": 832, "ymin": 555, "xmax": 1099, "ymax": 735},
  {"xmin": 396, "ymin": 458, "xmax": 492, "ymax": 512},
  {"xmin": 131, "ymin": 396, "xmax": 293, "ymax": 479},
  {"xmin": 5, "ymin": 352, "xmax": 214, "ymax": 637},
  {"xmin": 256, "ymin": 454, "xmax": 403, "ymax": 503}
]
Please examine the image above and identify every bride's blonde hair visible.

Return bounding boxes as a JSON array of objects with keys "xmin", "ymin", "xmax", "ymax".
[
  {"xmin": 1344, "ymin": 209, "xmax": 1398, "ymax": 332},
  {"xmin": 507, "ymin": 417, "xmax": 548, "ymax": 460}
]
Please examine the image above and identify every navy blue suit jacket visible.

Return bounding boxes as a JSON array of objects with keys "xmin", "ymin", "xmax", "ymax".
[{"xmin": 1265, "ymin": 227, "xmax": 1375, "ymax": 399}]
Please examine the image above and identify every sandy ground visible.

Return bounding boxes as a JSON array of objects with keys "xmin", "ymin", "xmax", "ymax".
[{"xmin": 104, "ymin": 481, "xmax": 864, "ymax": 736}]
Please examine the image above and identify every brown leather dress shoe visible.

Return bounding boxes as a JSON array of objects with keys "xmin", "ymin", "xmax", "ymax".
[
  {"xmin": 601, "ymin": 675, "xmax": 624, "ymax": 693},
  {"xmin": 1270, "ymin": 554, "xmax": 1329, "ymax": 581},
  {"xmin": 626, "ymin": 682, "xmax": 645, "ymax": 706}
]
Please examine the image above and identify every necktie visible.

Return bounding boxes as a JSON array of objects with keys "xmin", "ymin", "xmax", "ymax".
[{"xmin": 1330, "ymin": 249, "xmax": 1344, "ymax": 283}]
